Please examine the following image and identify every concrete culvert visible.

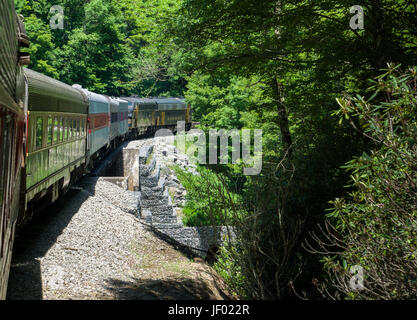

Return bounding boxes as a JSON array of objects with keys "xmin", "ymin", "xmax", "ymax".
[{"xmin": 95, "ymin": 143, "xmax": 140, "ymax": 191}]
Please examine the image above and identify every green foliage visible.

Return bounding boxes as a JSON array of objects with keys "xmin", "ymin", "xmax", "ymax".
[
  {"xmin": 321, "ymin": 65, "xmax": 417, "ymax": 299},
  {"xmin": 20, "ymin": 13, "xmax": 58, "ymax": 77},
  {"xmin": 57, "ymin": 0, "xmax": 136, "ymax": 95},
  {"xmin": 167, "ymin": 0, "xmax": 417, "ymax": 299},
  {"xmin": 15, "ymin": 0, "xmax": 417, "ymax": 300},
  {"xmin": 173, "ymin": 165, "xmax": 244, "ymax": 226},
  {"xmin": 214, "ymin": 244, "xmax": 247, "ymax": 298},
  {"xmin": 185, "ymin": 74, "xmax": 269, "ymax": 128},
  {"xmin": 16, "ymin": 0, "xmax": 186, "ymax": 96}
]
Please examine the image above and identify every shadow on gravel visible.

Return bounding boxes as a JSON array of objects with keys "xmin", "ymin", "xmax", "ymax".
[
  {"xmin": 6, "ymin": 182, "xmax": 95, "ymax": 300},
  {"xmin": 104, "ymin": 277, "xmax": 231, "ymax": 300}
]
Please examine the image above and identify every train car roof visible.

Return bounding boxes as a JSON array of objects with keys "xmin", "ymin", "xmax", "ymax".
[
  {"xmin": 103, "ymin": 95, "xmax": 119, "ymax": 104},
  {"xmin": 154, "ymin": 97, "xmax": 187, "ymax": 111},
  {"xmin": 154, "ymin": 97, "xmax": 186, "ymax": 105},
  {"xmin": 119, "ymin": 96, "xmax": 189, "ymax": 111},
  {"xmin": 121, "ymin": 97, "xmax": 186, "ymax": 104},
  {"xmin": 120, "ymin": 97, "xmax": 137, "ymax": 103},
  {"xmin": 116, "ymin": 97, "xmax": 128, "ymax": 104},
  {"xmin": 73, "ymin": 85, "xmax": 109, "ymax": 105},
  {"xmin": 24, "ymin": 68, "xmax": 88, "ymax": 113},
  {"xmin": 133, "ymin": 97, "xmax": 158, "ymax": 106}
]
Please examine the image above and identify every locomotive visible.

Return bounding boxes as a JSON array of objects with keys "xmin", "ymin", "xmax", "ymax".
[{"xmin": 0, "ymin": 2, "xmax": 192, "ymax": 299}]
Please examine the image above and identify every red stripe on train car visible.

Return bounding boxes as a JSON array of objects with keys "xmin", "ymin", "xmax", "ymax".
[{"xmin": 90, "ymin": 113, "xmax": 109, "ymax": 131}]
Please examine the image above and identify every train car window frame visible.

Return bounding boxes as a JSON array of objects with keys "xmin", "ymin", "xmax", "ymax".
[
  {"xmin": 72, "ymin": 119, "xmax": 76, "ymax": 138},
  {"xmin": 73, "ymin": 118, "xmax": 76, "ymax": 138},
  {"xmin": 47, "ymin": 116, "xmax": 53, "ymax": 146},
  {"xmin": 67, "ymin": 118, "xmax": 70, "ymax": 140},
  {"xmin": 59, "ymin": 117, "xmax": 64, "ymax": 141},
  {"xmin": 81, "ymin": 119, "xmax": 85, "ymax": 136},
  {"xmin": 63, "ymin": 118, "xmax": 68, "ymax": 141},
  {"xmin": 35, "ymin": 116, "xmax": 44, "ymax": 149},
  {"xmin": 53, "ymin": 116, "xmax": 59, "ymax": 144},
  {"xmin": 68, "ymin": 118, "xmax": 72, "ymax": 139},
  {"xmin": 76, "ymin": 119, "xmax": 80, "ymax": 137}
]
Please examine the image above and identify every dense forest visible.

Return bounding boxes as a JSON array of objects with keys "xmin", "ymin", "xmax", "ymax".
[{"xmin": 17, "ymin": 0, "xmax": 417, "ymax": 299}]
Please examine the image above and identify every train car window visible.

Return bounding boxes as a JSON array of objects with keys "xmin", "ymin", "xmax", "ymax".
[
  {"xmin": 63, "ymin": 118, "xmax": 68, "ymax": 140},
  {"xmin": 59, "ymin": 117, "xmax": 64, "ymax": 141},
  {"xmin": 72, "ymin": 119, "xmax": 76, "ymax": 138},
  {"xmin": 47, "ymin": 116, "xmax": 53, "ymax": 145},
  {"xmin": 81, "ymin": 119, "xmax": 85, "ymax": 136},
  {"xmin": 67, "ymin": 118, "xmax": 70, "ymax": 139},
  {"xmin": 68, "ymin": 119, "xmax": 72, "ymax": 139},
  {"xmin": 36, "ymin": 117, "xmax": 43, "ymax": 148},
  {"xmin": 53, "ymin": 117, "xmax": 58, "ymax": 144},
  {"xmin": 111, "ymin": 112, "xmax": 118, "ymax": 123},
  {"xmin": 76, "ymin": 119, "xmax": 80, "ymax": 137}
]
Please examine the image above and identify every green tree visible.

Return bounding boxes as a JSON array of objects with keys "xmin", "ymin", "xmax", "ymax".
[
  {"xmin": 317, "ymin": 65, "xmax": 417, "ymax": 299},
  {"xmin": 57, "ymin": 0, "xmax": 135, "ymax": 95}
]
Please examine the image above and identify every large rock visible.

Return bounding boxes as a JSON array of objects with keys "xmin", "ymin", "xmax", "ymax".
[
  {"xmin": 141, "ymin": 196, "xmax": 170, "ymax": 208},
  {"xmin": 151, "ymin": 203, "xmax": 174, "ymax": 216},
  {"xmin": 139, "ymin": 145, "xmax": 153, "ymax": 165},
  {"xmin": 139, "ymin": 156, "xmax": 156, "ymax": 177},
  {"xmin": 140, "ymin": 164, "xmax": 160, "ymax": 188},
  {"xmin": 141, "ymin": 186, "xmax": 165, "ymax": 199}
]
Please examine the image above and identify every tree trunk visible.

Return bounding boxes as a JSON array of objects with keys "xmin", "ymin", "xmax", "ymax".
[{"xmin": 270, "ymin": 78, "xmax": 292, "ymax": 158}]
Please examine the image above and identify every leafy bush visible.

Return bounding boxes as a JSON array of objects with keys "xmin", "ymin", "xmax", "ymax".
[
  {"xmin": 173, "ymin": 165, "xmax": 244, "ymax": 226},
  {"xmin": 214, "ymin": 243, "xmax": 247, "ymax": 298},
  {"xmin": 315, "ymin": 65, "xmax": 417, "ymax": 299}
]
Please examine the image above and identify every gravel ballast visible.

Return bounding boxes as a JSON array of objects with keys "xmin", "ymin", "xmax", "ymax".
[{"xmin": 6, "ymin": 136, "xmax": 232, "ymax": 300}]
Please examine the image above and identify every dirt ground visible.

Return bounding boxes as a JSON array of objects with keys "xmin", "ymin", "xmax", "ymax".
[{"xmin": 6, "ymin": 178, "xmax": 234, "ymax": 300}]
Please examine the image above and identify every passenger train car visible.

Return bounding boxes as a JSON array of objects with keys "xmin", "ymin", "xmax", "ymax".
[
  {"xmin": 0, "ymin": 0, "xmax": 30, "ymax": 299},
  {"xmin": 117, "ymin": 98, "xmax": 129, "ymax": 139},
  {"xmin": 73, "ymin": 86, "xmax": 110, "ymax": 162},
  {"xmin": 24, "ymin": 69, "xmax": 88, "ymax": 213},
  {"xmin": 123, "ymin": 97, "xmax": 192, "ymax": 136},
  {"xmin": 0, "ymin": 3, "xmax": 192, "ymax": 299}
]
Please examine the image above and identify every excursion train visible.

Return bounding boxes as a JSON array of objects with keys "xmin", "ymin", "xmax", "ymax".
[
  {"xmin": 0, "ymin": 0, "xmax": 192, "ymax": 299},
  {"xmin": 23, "ymin": 70, "xmax": 191, "ymax": 214}
]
